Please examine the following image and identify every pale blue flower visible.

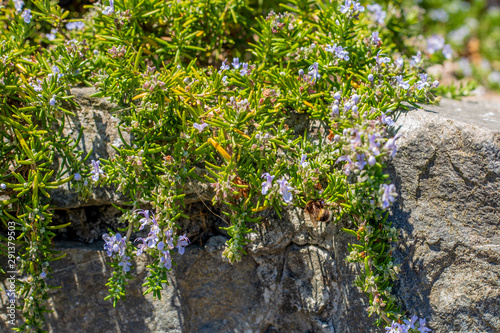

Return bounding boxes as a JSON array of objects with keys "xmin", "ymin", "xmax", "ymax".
[
  {"xmin": 367, "ymin": 4, "xmax": 386, "ymax": 24},
  {"xmin": 165, "ymin": 229, "xmax": 175, "ymax": 249},
  {"xmin": 0, "ymin": 183, "xmax": 6, "ymax": 190},
  {"xmin": 119, "ymin": 256, "xmax": 131, "ymax": 272},
  {"xmin": 40, "ymin": 272, "xmax": 46, "ymax": 279},
  {"xmin": 193, "ymin": 122, "xmax": 208, "ymax": 132},
  {"xmin": 300, "ymin": 154, "xmax": 309, "ymax": 168},
  {"xmin": 396, "ymin": 75, "xmax": 410, "ymax": 90},
  {"xmin": 355, "ymin": 154, "xmax": 366, "ymax": 170},
  {"xmin": 371, "ymin": 31, "xmax": 381, "ymax": 44},
  {"xmin": 340, "ymin": 0, "xmax": 352, "ymax": 14},
  {"xmin": 352, "ymin": 1, "xmax": 364, "ymax": 12},
  {"xmin": 418, "ymin": 318, "xmax": 431, "ymax": 333},
  {"xmin": 337, "ymin": 155, "xmax": 354, "ymax": 175},
  {"xmin": 416, "ymin": 74, "xmax": 430, "ymax": 90},
  {"xmin": 384, "ymin": 134, "xmax": 401, "ymax": 157},
  {"xmin": 331, "ymin": 104, "xmax": 340, "ymax": 116},
  {"xmin": 261, "ymin": 172, "xmax": 275, "ymax": 195},
  {"xmin": 277, "ymin": 178, "xmax": 293, "ymax": 203},
  {"xmin": 427, "ymin": 35, "xmax": 445, "ymax": 54},
  {"xmin": 432, "ymin": 80, "xmax": 440, "ymax": 88},
  {"xmin": 103, "ymin": 0, "xmax": 114, "ymax": 15},
  {"xmin": 21, "ymin": 8, "xmax": 31, "ymax": 23},
  {"xmin": 134, "ymin": 237, "xmax": 147, "ymax": 256},
  {"xmin": 375, "ymin": 50, "xmax": 391, "ymax": 65},
  {"xmin": 74, "ymin": 173, "xmax": 82, "ymax": 181},
  {"xmin": 160, "ymin": 250, "xmax": 172, "ymax": 269},
  {"xmin": 395, "ymin": 57, "xmax": 404, "ymax": 67},
  {"xmin": 66, "ymin": 21, "xmax": 85, "ymax": 30},
  {"xmin": 232, "ymin": 58, "xmax": 240, "ymax": 69},
  {"xmin": 369, "ymin": 133, "xmax": 380, "ymax": 155},
  {"xmin": 381, "ymin": 112, "xmax": 395, "ymax": 126},
  {"xmin": 381, "ymin": 183, "xmax": 397, "ymax": 209},
  {"xmin": 334, "ymin": 91, "xmax": 342, "ymax": 100},
  {"xmin": 410, "ymin": 51, "xmax": 422, "ymax": 67},
  {"xmin": 404, "ymin": 315, "xmax": 418, "ymax": 330},
  {"xmin": 368, "ymin": 74, "xmax": 374, "ymax": 82},
  {"xmin": 220, "ymin": 59, "xmax": 230, "ymax": 71},
  {"xmin": 14, "ymin": 0, "xmax": 24, "ymax": 12},
  {"xmin": 308, "ymin": 62, "xmax": 320, "ymax": 83},
  {"xmin": 177, "ymin": 234, "xmax": 190, "ymax": 255},
  {"xmin": 90, "ymin": 159, "xmax": 104, "ymax": 182},
  {"xmin": 49, "ymin": 96, "xmax": 56, "ymax": 106},
  {"xmin": 368, "ymin": 155, "xmax": 376, "ymax": 166},
  {"xmin": 240, "ymin": 63, "xmax": 249, "ymax": 76},
  {"xmin": 442, "ymin": 44, "xmax": 452, "ymax": 59}
]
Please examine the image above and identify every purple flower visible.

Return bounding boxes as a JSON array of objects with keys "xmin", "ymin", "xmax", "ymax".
[
  {"xmin": 136, "ymin": 209, "xmax": 153, "ymax": 230},
  {"xmin": 300, "ymin": 154, "xmax": 309, "ymax": 168},
  {"xmin": 334, "ymin": 91, "xmax": 342, "ymax": 100},
  {"xmin": 335, "ymin": 45, "xmax": 350, "ymax": 61},
  {"xmin": 381, "ymin": 183, "xmax": 397, "ymax": 209},
  {"xmin": 368, "ymin": 155, "xmax": 376, "ymax": 166},
  {"xmin": 160, "ymin": 250, "xmax": 172, "ymax": 269},
  {"xmin": 74, "ymin": 173, "xmax": 82, "ymax": 181},
  {"xmin": 368, "ymin": 74, "xmax": 374, "ymax": 82},
  {"xmin": 49, "ymin": 96, "xmax": 56, "ymax": 106},
  {"xmin": 14, "ymin": 0, "xmax": 24, "ymax": 12},
  {"xmin": 66, "ymin": 21, "xmax": 85, "ymax": 30},
  {"xmin": 396, "ymin": 75, "xmax": 410, "ymax": 90},
  {"xmin": 384, "ymin": 134, "xmax": 401, "ymax": 157},
  {"xmin": 308, "ymin": 62, "xmax": 320, "ymax": 83},
  {"xmin": 416, "ymin": 74, "xmax": 430, "ymax": 90},
  {"xmin": 261, "ymin": 172, "xmax": 275, "ymax": 195},
  {"xmin": 193, "ymin": 122, "xmax": 208, "ymax": 132},
  {"xmin": 1, "ymin": 183, "xmax": 6, "ymax": 190},
  {"xmin": 410, "ymin": 51, "xmax": 422, "ymax": 67},
  {"xmin": 395, "ymin": 57, "xmax": 404, "ymax": 68},
  {"xmin": 351, "ymin": 94, "xmax": 360, "ymax": 104},
  {"xmin": 432, "ymin": 80, "xmax": 440, "ymax": 88},
  {"xmin": 232, "ymin": 58, "xmax": 240, "ymax": 69},
  {"xmin": 165, "ymin": 229, "xmax": 175, "ymax": 249},
  {"xmin": 222, "ymin": 75, "xmax": 228, "ymax": 83},
  {"xmin": 134, "ymin": 237, "xmax": 147, "ymax": 256},
  {"xmin": 418, "ymin": 318, "xmax": 431, "ymax": 333},
  {"xmin": 404, "ymin": 315, "xmax": 418, "ymax": 330},
  {"xmin": 177, "ymin": 234, "xmax": 190, "ymax": 255},
  {"xmin": 385, "ymin": 321, "xmax": 404, "ymax": 333},
  {"xmin": 442, "ymin": 44, "xmax": 452, "ymax": 60},
  {"xmin": 427, "ymin": 35, "xmax": 445, "ymax": 54},
  {"xmin": 381, "ymin": 112, "xmax": 395, "ymax": 126},
  {"xmin": 119, "ymin": 256, "xmax": 132, "ymax": 272},
  {"xmin": 369, "ymin": 133, "xmax": 380, "ymax": 156},
  {"xmin": 355, "ymin": 154, "xmax": 366, "ymax": 170},
  {"xmin": 367, "ymin": 4, "xmax": 386, "ymax": 24},
  {"xmin": 277, "ymin": 178, "xmax": 293, "ymax": 203},
  {"xmin": 220, "ymin": 59, "xmax": 230, "ymax": 71},
  {"xmin": 103, "ymin": 233, "xmax": 126, "ymax": 257},
  {"xmin": 298, "ymin": 69, "xmax": 304, "ymax": 77},
  {"xmin": 352, "ymin": 1, "xmax": 364, "ymax": 12},
  {"xmin": 103, "ymin": 0, "xmax": 114, "ymax": 15},
  {"xmin": 40, "ymin": 272, "xmax": 46, "ymax": 279},
  {"xmin": 375, "ymin": 50, "xmax": 391, "ymax": 66},
  {"xmin": 340, "ymin": 0, "xmax": 352, "ymax": 14},
  {"xmin": 337, "ymin": 155, "xmax": 354, "ymax": 175},
  {"xmin": 90, "ymin": 159, "xmax": 104, "ymax": 182},
  {"xmin": 331, "ymin": 104, "xmax": 340, "ymax": 116},
  {"xmin": 21, "ymin": 9, "xmax": 31, "ymax": 23},
  {"xmin": 371, "ymin": 31, "xmax": 381, "ymax": 44},
  {"xmin": 240, "ymin": 63, "xmax": 249, "ymax": 76}
]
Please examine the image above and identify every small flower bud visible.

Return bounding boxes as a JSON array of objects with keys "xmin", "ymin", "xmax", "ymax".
[
  {"xmin": 368, "ymin": 74, "xmax": 374, "ymax": 82},
  {"xmin": 432, "ymin": 80, "xmax": 440, "ymax": 88}
]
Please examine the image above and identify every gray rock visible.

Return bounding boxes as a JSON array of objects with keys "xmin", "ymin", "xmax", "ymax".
[{"xmin": 388, "ymin": 97, "xmax": 500, "ymax": 333}]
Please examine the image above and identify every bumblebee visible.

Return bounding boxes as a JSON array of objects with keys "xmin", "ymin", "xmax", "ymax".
[{"xmin": 304, "ymin": 199, "xmax": 333, "ymax": 227}]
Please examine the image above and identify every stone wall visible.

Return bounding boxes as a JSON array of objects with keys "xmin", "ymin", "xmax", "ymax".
[{"xmin": 0, "ymin": 89, "xmax": 498, "ymax": 332}]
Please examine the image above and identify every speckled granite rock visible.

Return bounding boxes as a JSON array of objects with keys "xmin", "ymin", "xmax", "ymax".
[
  {"xmin": 1, "ymin": 92, "xmax": 499, "ymax": 333},
  {"xmin": 388, "ymin": 97, "xmax": 500, "ymax": 333}
]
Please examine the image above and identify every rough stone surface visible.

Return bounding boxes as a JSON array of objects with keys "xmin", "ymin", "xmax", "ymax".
[
  {"xmin": 1, "ymin": 91, "xmax": 499, "ymax": 333},
  {"xmin": 388, "ymin": 98, "xmax": 500, "ymax": 333}
]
